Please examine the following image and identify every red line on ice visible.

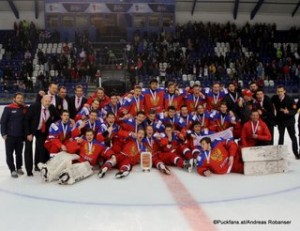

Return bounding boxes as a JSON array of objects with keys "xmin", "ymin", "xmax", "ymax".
[{"xmin": 161, "ymin": 173, "xmax": 216, "ymax": 231}]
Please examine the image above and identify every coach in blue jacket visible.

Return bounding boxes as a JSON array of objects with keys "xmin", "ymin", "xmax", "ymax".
[{"xmin": 1, "ymin": 92, "xmax": 27, "ymax": 178}]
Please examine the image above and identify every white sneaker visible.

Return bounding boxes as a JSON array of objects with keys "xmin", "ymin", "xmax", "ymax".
[{"xmin": 11, "ymin": 171, "xmax": 18, "ymax": 178}]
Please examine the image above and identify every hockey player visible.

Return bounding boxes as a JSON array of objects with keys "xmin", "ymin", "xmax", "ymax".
[
  {"xmin": 44, "ymin": 110, "xmax": 77, "ymax": 154},
  {"xmin": 163, "ymin": 82, "xmax": 185, "ymax": 111},
  {"xmin": 73, "ymin": 129, "xmax": 115, "ymax": 167},
  {"xmin": 179, "ymin": 104, "xmax": 197, "ymax": 129},
  {"xmin": 86, "ymin": 87, "xmax": 110, "ymax": 110},
  {"xmin": 73, "ymin": 110, "xmax": 102, "ymax": 137},
  {"xmin": 194, "ymin": 104, "xmax": 211, "ymax": 134},
  {"xmin": 145, "ymin": 109, "xmax": 164, "ymax": 132},
  {"xmin": 39, "ymin": 129, "xmax": 115, "ymax": 184},
  {"xmin": 74, "ymin": 99, "xmax": 104, "ymax": 122},
  {"xmin": 240, "ymin": 110, "xmax": 272, "ymax": 147},
  {"xmin": 102, "ymin": 93, "xmax": 122, "ymax": 121},
  {"xmin": 208, "ymin": 102, "xmax": 241, "ymax": 137},
  {"xmin": 142, "ymin": 125, "xmax": 170, "ymax": 174},
  {"xmin": 196, "ymin": 137, "xmax": 243, "ymax": 176},
  {"xmin": 96, "ymin": 112, "xmax": 120, "ymax": 148},
  {"xmin": 159, "ymin": 124, "xmax": 193, "ymax": 172},
  {"xmin": 159, "ymin": 106, "xmax": 186, "ymax": 132},
  {"xmin": 143, "ymin": 79, "xmax": 165, "ymax": 114},
  {"xmin": 184, "ymin": 84, "xmax": 205, "ymax": 113},
  {"xmin": 98, "ymin": 129, "xmax": 146, "ymax": 179},
  {"xmin": 204, "ymin": 82, "xmax": 226, "ymax": 111},
  {"xmin": 120, "ymin": 85, "xmax": 144, "ymax": 117}
]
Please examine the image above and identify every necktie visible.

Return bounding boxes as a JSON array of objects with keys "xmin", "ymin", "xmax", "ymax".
[{"xmin": 41, "ymin": 109, "xmax": 47, "ymax": 133}]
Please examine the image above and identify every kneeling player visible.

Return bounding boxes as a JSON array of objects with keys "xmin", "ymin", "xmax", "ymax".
[{"xmin": 196, "ymin": 137, "xmax": 243, "ymax": 176}]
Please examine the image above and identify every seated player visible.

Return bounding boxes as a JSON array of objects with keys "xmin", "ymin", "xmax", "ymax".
[
  {"xmin": 196, "ymin": 137, "xmax": 244, "ymax": 177},
  {"xmin": 98, "ymin": 129, "xmax": 146, "ymax": 179},
  {"xmin": 159, "ymin": 106, "xmax": 186, "ymax": 132},
  {"xmin": 194, "ymin": 104, "xmax": 212, "ymax": 135},
  {"xmin": 74, "ymin": 99, "xmax": 105, "ymax": 122},
  {"xmin": 158, "ymin": 124, "xmax": 193, "ymax": 172},
  {"xmin": 143, "ymin": 125, "xmax": 170, "ymax": 174},
  {"xmin": 39, "ymin": 129, "xmax": 115, "ymax": 184},
  {"xmin": 96, "ymin": 112, "xmax": 120, "ymax": 148},
  {"xmin": 73, "ymin": 110, "xmax": 102, "ymax": 137},
  {"xmin": 44, "ymin": 110, "xmax": 77, "ymax": 155},
  {"xmin": 240, "ymin": 110, "xmax": 272, "ymax": 147}
]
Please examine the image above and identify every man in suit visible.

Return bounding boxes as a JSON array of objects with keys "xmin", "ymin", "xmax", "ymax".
[
  {"xmin": 58, "ymin": 86, "xmax": 70, "ymax": 111},
  {"xmin": 68, "ymin": 85, "xmax": 87, "ymax": 119},
  {"xmin": 36, "ymin": 82, "xmax": 63, "ymax": 114},
  {"xmin": 255, "ymin": 89, "xmax": 276, "ymax": 145},
  {"xmin": 272, "ymin": 85, "xmax": 299, "ymax": 159},
  {"xmin": 25, "ymin": 95, "xmax": 60, "ymax": 176}
]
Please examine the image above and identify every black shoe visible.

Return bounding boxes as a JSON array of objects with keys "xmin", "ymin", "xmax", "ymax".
[
  {"xmin": 34, "ymin": 167, "xmax": 40, "ymax": 172},
  {"xmin": 27, "ymin": 172, "xmax": 33, "ymax": 177},
  {"xmin": 296, "ymin": 155, "xmax": 300, "ymax": 160}
]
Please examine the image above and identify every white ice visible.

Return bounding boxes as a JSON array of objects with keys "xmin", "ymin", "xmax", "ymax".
[{"xmin": 0, "ymin": 108, "xmax": 300, "ymax": 231}]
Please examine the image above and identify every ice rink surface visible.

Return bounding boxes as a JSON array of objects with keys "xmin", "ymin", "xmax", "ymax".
[{"xmin": 0, "ymin": 111, "xmax": 299, "ymax": 231}]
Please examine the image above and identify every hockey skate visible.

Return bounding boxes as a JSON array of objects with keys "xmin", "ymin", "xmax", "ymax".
[
  {"xmin": 184, "ymin": 159, "xmax": 194, "ymax": 173},
  {"xmin": 98, "ymin": 167, "xmax": 108, "ymax": 178},
  {"xmin": 38, "ymin": 163, "xmax": 48, "ymax": 182},
  {"xmin": 158, "ymin": 164, "xmax": 171, "ymax": 175},
  {"xmin": 115, "ymin": 170, "xmax": 130, "ymax": 179},
  {"xmin": 58, "ymin": 172, "xmax": 70, "ymax": 185}
]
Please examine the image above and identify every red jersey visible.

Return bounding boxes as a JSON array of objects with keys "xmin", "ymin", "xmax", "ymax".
[
  {"xmin": 241, "ymin": 119, "xmax": 272, "ymax": 147},
  {"xmin": 143, "ymin": 88, "xmax": 165, "ymax": 113},
  {"xmin": 78, "ymin": 140, "xmax": 114, "ymax": 166},
  {"xmin": 196, "ymin": 140, "xmax": 243, "ymax": 175}
]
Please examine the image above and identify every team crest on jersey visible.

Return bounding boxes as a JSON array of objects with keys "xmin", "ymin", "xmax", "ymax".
[
  {"xmin": 129, "ymin": 146, "xmax": 138, "ymax": 156},
  {"xmin": 150, "ymin": 96, "xmax": 159, "ymax": 106},
  {"xmin": 211, "ymin": 149, "xmax": 223, "ymax": 162}
]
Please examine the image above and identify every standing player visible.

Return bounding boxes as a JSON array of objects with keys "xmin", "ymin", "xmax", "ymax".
[{"xmin": 143, "ymin": 79, "xmax": 165, "ymax": 114}]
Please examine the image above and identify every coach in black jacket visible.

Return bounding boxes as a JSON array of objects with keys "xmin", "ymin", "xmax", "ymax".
[
  {"xmin": 68, "ymin": 84, "xmax": 87, "ymax": 119},
  {"xmin": 1, "ymin": 93, "xmax": 27, "ymax": 177},
  {"xmin": 255, "ymin": 89, "xmax": 276, "ymax": 145},
  {"xmin": 36, "ymin": 82, "xmax": 63, "ymax": 114},
  {"xmin": 272, "ymin": 85, "xmax": 299, "ymax": 159},
  {"xmin": 25, "ymin": 95, "xmax": 59, "ymax": 175}
]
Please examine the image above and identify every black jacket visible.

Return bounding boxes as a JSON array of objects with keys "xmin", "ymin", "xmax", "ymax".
[
  {"xmin": 1, "ymin": 103, "xmax": 27, "ymax": 138},
  {"xmin": 68, "ymin": 95, "xmax": 87, "ymax": 119},
  {"xmin": 36, "ymin": 92, "xmax": 63, "ymax": 114},
  {"xmin": 255, "ymin": 95, "xmax": 276, "ymax": 126},
  {"xmin": 25, "ymin": 103, "xmax": 59, "ymax": 136},
  {"xmin": 272, "ymin": 94, "xmax": 297, "ymax": 126}
]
